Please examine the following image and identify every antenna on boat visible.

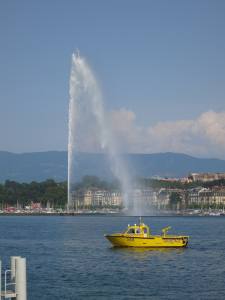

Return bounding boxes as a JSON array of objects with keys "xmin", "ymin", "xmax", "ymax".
[{"xmin": 139, "ymin": 216, "xmax": 142, "ymax": 225}]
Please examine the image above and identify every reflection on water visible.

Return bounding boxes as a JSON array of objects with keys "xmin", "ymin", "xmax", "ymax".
[{"xmin": 110, "ymin": 246, "xmax": 185, "ymax": 260}]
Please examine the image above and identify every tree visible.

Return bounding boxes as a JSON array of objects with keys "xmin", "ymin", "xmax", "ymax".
[
  {"xmin": 0, "ymin": 179, "xmax": 67, "ymax": 209},
  {"xmin": 169, "ymin": 192, "xmax": 182, "ymax": 210}
]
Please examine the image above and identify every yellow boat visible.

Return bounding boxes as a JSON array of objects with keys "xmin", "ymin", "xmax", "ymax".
[{"xmin": 105, "ymin": 219, "xmax": 189, "ymax": 248}]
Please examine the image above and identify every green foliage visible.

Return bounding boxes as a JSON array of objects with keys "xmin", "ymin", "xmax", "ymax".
[
  {"xmin": 1, "ymin": 175, "xmax": 224, "ymax": 210},
  {"xmin": 136, "ymin": 177, "xmax": 204, "ymax": 190},
  {"xmin": 202, "ymin": 179, "xmax": 225, "ymax": 188},
  {"xmin": 74, "ymin": 176, "xmax": 120, "ymax": 191},
  {"xmin": 169, "ymin": 192, "xmax": 182, "ymax": 210},
  {"xmin": 0, "ymin": 180, "xmax": 67, "ymax": 209}
]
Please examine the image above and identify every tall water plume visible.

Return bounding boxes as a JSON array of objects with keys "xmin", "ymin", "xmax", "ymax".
[{"xmin": 68, "ymin": 51, "xmax": 132, "ymax": 211}]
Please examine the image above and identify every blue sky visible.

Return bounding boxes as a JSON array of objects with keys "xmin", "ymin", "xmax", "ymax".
[{"xmin": 0, "ymin": 1, "xmax": 225, "ymax": 157}]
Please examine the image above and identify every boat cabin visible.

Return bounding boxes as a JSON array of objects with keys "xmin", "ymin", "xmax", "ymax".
[{"xmin": 124, "ymin": 223, "xmax": 150, "ymax": 237}]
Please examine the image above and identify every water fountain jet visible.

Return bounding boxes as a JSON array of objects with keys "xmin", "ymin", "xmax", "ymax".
[{"xmin": 68, "ymin": 51, "xmax": 134, "ymax": 213}]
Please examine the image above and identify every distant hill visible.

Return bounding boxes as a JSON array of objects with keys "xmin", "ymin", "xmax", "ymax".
[{"xmin": 0, "ymin": 151, "xmax": 225, "ymax": 182}]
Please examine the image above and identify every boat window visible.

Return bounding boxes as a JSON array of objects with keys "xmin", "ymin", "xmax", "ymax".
[
  {"xmin": 143, "ymin": 228, "xmax": 148, "ymax": 233},
  {"xmin": 127, "ymin": 228, "xmax": 135, "ymax": 234},
  {"xmin": 136, "ymin": 228, "xmax": 140, "ymax": 234}
]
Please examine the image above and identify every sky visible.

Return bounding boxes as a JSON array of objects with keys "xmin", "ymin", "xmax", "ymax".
[{"xmin": 0, "ymin": 0, "xmax": 225, "ymax": 158}]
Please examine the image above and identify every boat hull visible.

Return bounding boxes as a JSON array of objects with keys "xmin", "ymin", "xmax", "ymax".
[{"xmin": 105, "ymin": 234, "xmax": 188, "ymax": 248}]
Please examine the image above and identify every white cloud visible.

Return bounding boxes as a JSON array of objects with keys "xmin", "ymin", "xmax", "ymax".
[{"xmin": 109, "ymin": 109, "xmax": 225, "ymax": 158}]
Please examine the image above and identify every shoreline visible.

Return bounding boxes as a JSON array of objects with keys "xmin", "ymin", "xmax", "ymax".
[{"xmin": 0, "ymin": 212, "xmax": 224, "ymax": 217}]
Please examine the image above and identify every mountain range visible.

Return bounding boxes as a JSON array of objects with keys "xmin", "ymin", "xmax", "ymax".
[{"xmin": 0, "ymin": 151, "xmax": 225, "ymax": 183}]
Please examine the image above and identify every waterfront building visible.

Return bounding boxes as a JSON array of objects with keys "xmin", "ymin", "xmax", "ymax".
[
  {"xmin": 187, "ymin": 187, "xmax": 225, "ymax": 208},
  {"xmin": 156, "ymin": 188, "xmax": 186, "ymax": 210},
  {"xmin": 83, "ymin": 190, "xmax": 93, "ymax": 207},
  {"xmin": 131, "ymin": 189, "xmax": 156, "ymax": 209},
  {"xmin": 189, "ymin": 172, "xmax": 225, "ymax": 182},
  {"xmin": 110, "ymin": 192, "xmax": 122, "ymax": 206},
  {"xmin": 71, "ymin": 186, "xmax": 225, "ymax": 211},
  {"xmin": 72, "ymin": 189, "xmax": 122, "ymax": 209},
  {"xmin": 156, "ymin": 189, "xmax": 170, "ymax": 209}
]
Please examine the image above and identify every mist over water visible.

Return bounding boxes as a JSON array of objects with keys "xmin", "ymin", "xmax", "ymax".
[{"xmin": 68, "ymin": 51, "xmax": 134, "ymax": 212}]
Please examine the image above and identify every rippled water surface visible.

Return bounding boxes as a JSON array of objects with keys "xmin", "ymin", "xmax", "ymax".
[{"xmin": 0, "ymin": 216, "xmax": 225, "ymax": 299}]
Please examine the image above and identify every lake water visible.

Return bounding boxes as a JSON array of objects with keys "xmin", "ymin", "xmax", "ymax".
[{"xmin": 0, "ymin": 216, "xmax": 225, "ymax": 299}]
